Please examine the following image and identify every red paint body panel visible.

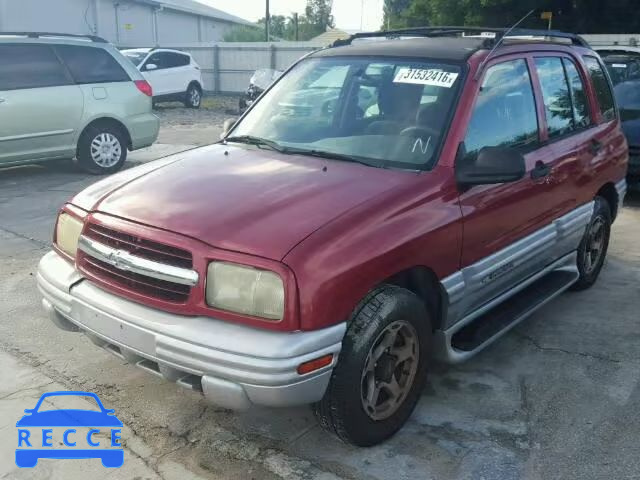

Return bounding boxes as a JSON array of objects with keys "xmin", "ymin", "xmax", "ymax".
[{"xmin": 65, "ymin": 42, "xmax": 628, "ymax": 332}]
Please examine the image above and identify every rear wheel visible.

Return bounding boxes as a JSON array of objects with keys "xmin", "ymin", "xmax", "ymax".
[
  {"xmin": 185, "ymin": 83, "xmax": 202, "ymax": 109},
  {"xmin": 571, "ymin": 196, "xmax": 612, "ymax": 290},
  {"xmin": 313, "ymin": 285, "xmax": 431, "ymax": 446},
  {"xmin": 76, "ymin": 123, "xmax": 127, "ymax": 175}
]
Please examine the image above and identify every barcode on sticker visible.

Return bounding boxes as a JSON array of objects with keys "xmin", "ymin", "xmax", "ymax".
[{"xmin": 393, "ymin": 68, "xmax": 459, "ymax": 88}]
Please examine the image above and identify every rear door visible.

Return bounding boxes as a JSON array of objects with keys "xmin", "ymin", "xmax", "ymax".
[
  {"xmin": 163, "ymin": 52, "xmax": 192, "ymax": 94},
  {"xmin": 0, "ymin": 44, "xmax": 83, "ymax": 164}
]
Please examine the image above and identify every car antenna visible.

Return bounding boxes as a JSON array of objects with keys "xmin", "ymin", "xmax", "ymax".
[{"xmin": 474, "ymin": 9, "xmax": 537, "ymax": 81}]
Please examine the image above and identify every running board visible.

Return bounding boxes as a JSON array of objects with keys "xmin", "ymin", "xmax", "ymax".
[{"xmin": 434, "ymin": 256, "xmax": 579, "ymax": 364}]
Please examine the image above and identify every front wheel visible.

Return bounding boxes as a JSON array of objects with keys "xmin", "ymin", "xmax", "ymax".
[
  {"xmin": 313, "ymin": 285, "xmax": 431, "ymax": 446},
  {"xmin": 571, "ymin": 196, "xmax": 612, "ymax": 290},
  {"xmin": 185, "ymin": 84, "xmax": 202, "ymax": 109},
  {"xmin": 76, "ymin": 124, "xmax": 127, "ymax": 175}
]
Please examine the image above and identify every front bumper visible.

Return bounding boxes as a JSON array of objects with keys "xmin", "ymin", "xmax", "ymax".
[{"xmin": 37, "ymin": 251, "xmax": 345, "ymax": 409}]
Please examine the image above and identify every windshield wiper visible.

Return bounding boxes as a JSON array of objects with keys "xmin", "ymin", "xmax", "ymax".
[
  {"xmin": 283, "ymin": 148, "xmax": 382, "ymax": 168},
  {"xmin": 225, "ymin": 135, "xmax": 286, "ymax": 153}
]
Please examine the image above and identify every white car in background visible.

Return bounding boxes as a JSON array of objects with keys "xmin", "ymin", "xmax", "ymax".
[{"xmin": 122, "ymin": 48, "xmax": 203, "ymax": 108}]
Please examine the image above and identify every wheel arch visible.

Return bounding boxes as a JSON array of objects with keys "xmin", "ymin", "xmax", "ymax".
[
  {"xmin": 596, "ymin": 182, "xmax": 619, "ymax": 220},
  {"xmin": 188, "ymin": 80, "xmax": 202, "ymax": 92},
  {"xmin": 78, "ymin": 117, "xmax": 132, "ymax": 152},
  {"xmin": 380, "ymin": 265, "xmax": 447, "ymax": 332}
]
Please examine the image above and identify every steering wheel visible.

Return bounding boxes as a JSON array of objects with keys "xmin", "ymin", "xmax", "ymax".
[{"xmin": 399, "ymin": 125, "xmax": 440, "ymax": 138}]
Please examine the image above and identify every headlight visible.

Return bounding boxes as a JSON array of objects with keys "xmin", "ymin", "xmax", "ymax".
[
  {"xmin": 206, "ymin": 262, "xmax": 284, "ymax": 321},
  {"xmin": 56, "ymin": 213, "xmax": 84, "ymax": 258}
]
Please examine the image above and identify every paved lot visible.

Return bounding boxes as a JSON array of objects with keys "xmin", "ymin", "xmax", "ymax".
[{"xmin": 1, "ymin": 109, "xmax": 640, "ymax": 479}]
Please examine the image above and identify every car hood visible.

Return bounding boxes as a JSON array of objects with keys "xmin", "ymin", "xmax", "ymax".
[
  {"xmin": 73, "ymin": 144, "xmax": 413, "ymax": 260},
  {"xmin": 16, "ymin": 410, "xmax": 123, "ymax": 427}
]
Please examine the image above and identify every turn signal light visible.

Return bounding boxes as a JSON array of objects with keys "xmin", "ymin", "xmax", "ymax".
[{"xmin": 297, "ymin": 354, "xmax": 333, "ymax": 375}]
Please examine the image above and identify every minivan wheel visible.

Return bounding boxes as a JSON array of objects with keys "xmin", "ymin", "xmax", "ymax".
[
  {"xmin": 77, "ymin": 124, "xmax": 127, "ymax": 175},
  {"xmin": 571, "ymin": 196, "xmax": 612, "ymax": 291},
  {"xmin": 185, "ymin": 84, "xmax": 201, "ymax": 108},
  {"xmin": 313, "ymin": 285, "xmax": 431, "ymax": 446}
]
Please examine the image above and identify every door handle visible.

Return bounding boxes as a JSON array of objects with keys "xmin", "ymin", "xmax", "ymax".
[
  {"xmin": 531, "ymin": 161, "xmax": 551, "ymax": 180},
  {"xmin": 589, "ymin": 139, "xmax": 603, "ymax": 155}
]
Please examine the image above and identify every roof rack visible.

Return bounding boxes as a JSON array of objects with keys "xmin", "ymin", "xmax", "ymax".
[
  {"xmin": 332, "ymin": 26, "xmax": 590, "ymax": 49},
  {"xmin": 0, "ymin": 32, "xmax": 108, "ymax": 43}
]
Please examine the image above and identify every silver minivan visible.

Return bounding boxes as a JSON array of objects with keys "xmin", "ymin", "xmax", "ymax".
[{"xmin": 0, "ymin": 32, "xmax": 159, "ymax": 174}]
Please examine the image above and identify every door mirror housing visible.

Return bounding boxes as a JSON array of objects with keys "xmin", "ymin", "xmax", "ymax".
[
  {"xmin": 221, "ymin": 118, "xmax": 238, "ymax": 139},
  {"xmin": 145, "ymin": 63, "xmax": 158, "ymax": 71},
  {"xmin": 456, "ymin": 145, "xmax": 526, "ymax": 186}
]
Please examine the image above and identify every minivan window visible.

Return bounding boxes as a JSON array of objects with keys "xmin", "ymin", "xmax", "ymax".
[
  {"xmin": 534, "ymin": 57, "xmax": 574, "ymax": 138},
  {"xmin": 463, "ymin": 59, "xmax": 538, "ymax": 156},
  {"xmin": 55, "ymin": 45, "xmax": 129, "ymax": 84},
  {"xmin": 0, "ymin": 44, "xmax": 71, "ymax": 91},
  {"xmin": 563, "ymin": 58, "xmax": 591, "ymax": 129},
  {"xmin": 230, "ymin": 57, "xmax": 462, "ymax": 169},
  {"xmin": 584, "ymin": 56, "xmax": 616, "ymax": 122}
]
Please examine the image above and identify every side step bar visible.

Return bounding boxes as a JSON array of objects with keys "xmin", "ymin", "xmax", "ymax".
[{"xmin": 434, "ymin": 253, "xmax": 579, "ymax": 364}]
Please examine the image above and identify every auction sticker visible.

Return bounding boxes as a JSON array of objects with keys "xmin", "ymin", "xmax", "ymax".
[{"xmin": 393, "ymin": 68, "xmax": 459, "ymax": 88}]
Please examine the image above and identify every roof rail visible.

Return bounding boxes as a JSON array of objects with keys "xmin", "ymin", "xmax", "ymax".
[
  {"xmin": 0, "ymin": 32, "xmax": 108, "ymax": 43},
  {"xmin": 332, "ymin": 26, "xmax": 590, "ymax": 49}
]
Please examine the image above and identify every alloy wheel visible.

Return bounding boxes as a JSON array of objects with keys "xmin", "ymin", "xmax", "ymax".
[{"xmin": 361, "ymin": 320, "xmax": 420, "ymax": 421}]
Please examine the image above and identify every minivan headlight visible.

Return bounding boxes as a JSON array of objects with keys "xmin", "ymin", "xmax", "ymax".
[
  {"xmin": 206, "ymin": 262, "xmax": 284, "ymax": 321},
  {"xmin": 56, "ymin": 213, "xmax": 84, "ymax": 258}
]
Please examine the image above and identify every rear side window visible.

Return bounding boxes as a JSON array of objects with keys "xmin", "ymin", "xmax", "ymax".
[
  {"xmin": 168, "ymin": 52, "xmax": 190, "ymax": 68},
  {"xmin": 0, "ymin": 44, "xmax": 71, "ymax": 91},
  {"xmin": 144, "ymin": 52, "xmax": 189, "ymax": 70},
  {"xmin": 464, "ymin": 59, "xmax": 539, "ymax": 156},
  {"xmin": 563, "ymin": 59, "xmax": 591, "ymax": 129},
  {"xmin": 584, "ymin": 56, "xmax": 616, "ymax": 122},
  {"xmin": 55, "ymin": 45, "xmax": 129, "ymax": 84},
  {"xmin": 534, "ymin": 57, "xmax": 574, "ymax": 138}
]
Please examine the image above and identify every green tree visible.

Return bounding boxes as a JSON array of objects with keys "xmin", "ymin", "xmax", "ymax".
[
  {"xmin": 383, "ymin": 0, "xmax": 412, "ymax": 29},
  {"xmin": 303, "ymin": 0, "xmax": 335, "ymax": 37}
]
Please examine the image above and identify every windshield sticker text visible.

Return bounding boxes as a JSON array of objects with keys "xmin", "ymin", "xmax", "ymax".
[{"xmin": 394, "ymin": 68, "xmax": 459, "ymax": 88}]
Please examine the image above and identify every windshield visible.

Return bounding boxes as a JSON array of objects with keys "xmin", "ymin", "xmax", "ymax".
[
  {"xmin": 230, "ymin": 56, "xmax": 462, "ymax": 169},
  {"xmin": 123, "ymin": 51, "xmax": 148, "ymax": 67}
]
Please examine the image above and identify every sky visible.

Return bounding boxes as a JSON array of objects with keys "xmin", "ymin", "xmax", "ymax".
[{"xmin": 201, "ymin": 0, "xmax": 385, "ymax": 31}]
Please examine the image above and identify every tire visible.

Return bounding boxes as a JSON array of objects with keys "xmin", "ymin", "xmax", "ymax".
[
  {"xmin": 313, "ymin": 285, "xmax": 432, "ymax": 446},
  {"xmin": 185, "ymin": 83, "xmax": 202, "ymax": 109},
  {"xmin": 76, "ymin": 123, "xmax": 127, "ymax": 175},
  {"xmin": 571, "ymin": 196, "xmax": 612, "ymax": 291}
]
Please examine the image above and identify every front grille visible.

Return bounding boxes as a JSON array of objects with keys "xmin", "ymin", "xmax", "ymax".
[{"xmin": 81, "ymin": 223, "xmax": 193, "ymax": 303}]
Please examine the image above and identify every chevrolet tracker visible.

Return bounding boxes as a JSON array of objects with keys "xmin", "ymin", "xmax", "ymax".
[{"xmin": 38, "ymin": 27, "xmax": 628, "ymax": 446}]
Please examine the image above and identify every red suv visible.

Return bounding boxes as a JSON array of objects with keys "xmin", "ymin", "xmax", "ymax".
[{"xmin": 38, "ymin": 28, "xmax": 628, "ymax": 446}]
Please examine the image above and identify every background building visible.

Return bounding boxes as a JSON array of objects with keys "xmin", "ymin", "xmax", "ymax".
[{"xmin": 0, "ymin": 0, "xmax": 253, "ymax": 46}]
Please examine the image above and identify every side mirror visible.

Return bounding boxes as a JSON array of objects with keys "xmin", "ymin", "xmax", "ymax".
[
  {"xmin": 23, "ymin": 409, "xmax": 33, "ymax": 414},
  {"xmin": 220, "ymin": 118, "xmax": 237, "ymax": 139},
  {"xmin": 456, "ymin": 145, "xmax": 526, "ymax": 186},
  {"xmin": 145, "ymin": 63, "xmax": 158, "ymax": 71}
]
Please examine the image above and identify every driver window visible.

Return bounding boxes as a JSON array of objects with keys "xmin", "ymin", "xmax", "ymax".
[{"xmin": 464, "ymin": 59, "xmax": 539, "ymax": 157}]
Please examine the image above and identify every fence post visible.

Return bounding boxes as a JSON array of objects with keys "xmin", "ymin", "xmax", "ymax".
[
  {"xmin": 213, "ymin": 44, "xmax": 220, "ymax": 94},
  {"xmin": 270, "ymin": 44, "xmax": 277, "ymax": 70}
]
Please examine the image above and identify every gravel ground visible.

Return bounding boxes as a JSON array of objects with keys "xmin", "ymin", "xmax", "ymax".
[{"xmin": 154, "ymin": 96, "xmax": 240, "ymax": 128}]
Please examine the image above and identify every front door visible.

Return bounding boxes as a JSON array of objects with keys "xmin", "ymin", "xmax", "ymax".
[
  {"xmin": 452, "ymin": 57, "xmax": 560, "ymax": 322},
  {"xmin": 0, "ymin": 44, "xmax": 83, "ymax": 165}
]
